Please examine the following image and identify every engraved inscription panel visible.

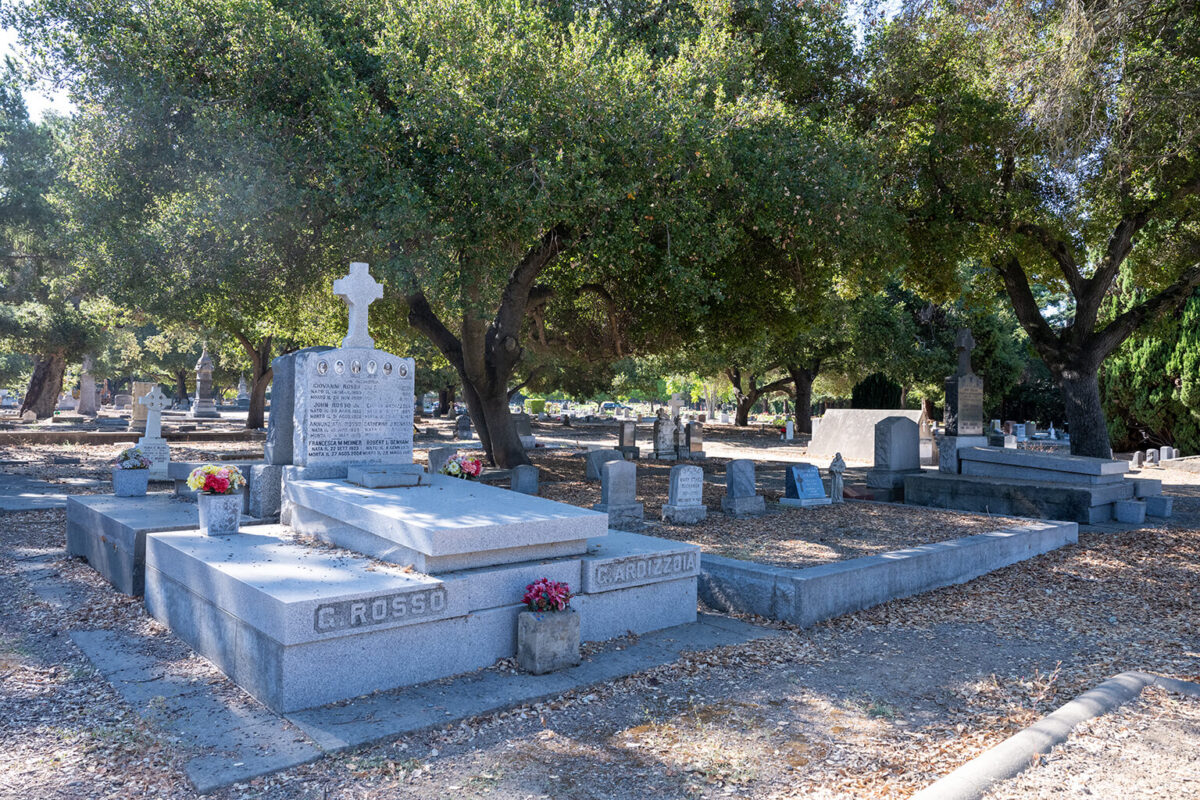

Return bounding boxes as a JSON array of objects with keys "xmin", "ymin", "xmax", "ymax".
[
  {"xmin": 297, "ymin": 348, "xmax": 414, "ymax": 465},
  {"xmin": 957, "ymin": 375, "xmax": 984, "ymax": 436},
  {"xmin": 672, "ymin": 474, "xmax": 704, "ymax": 507},
  {"xmin": 593, "ymin": 552, "xmax": 698, "ymax": 589},
  {"xmin": 313, "ymin": 586, "xmax": 447, "ymax": 633}
]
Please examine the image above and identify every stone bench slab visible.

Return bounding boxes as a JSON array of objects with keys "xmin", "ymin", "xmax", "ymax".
[
  {"xmin": 285, "ymin": 475, "xmax": 608, "ymax": 572},
  {"xmin": 958, "ymin": 447, "xmax": 1129, "ymax": 477}
]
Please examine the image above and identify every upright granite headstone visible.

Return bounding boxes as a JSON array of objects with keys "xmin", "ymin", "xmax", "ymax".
[
  {"xmin": 617, "ymin": 420, "xmax": 640, "ymax": 459},
  {"xmin": 939, "ymin": 328, "xmax": 988, "ymax": 473},
  {"xmin": 653, "ymin": 409, "xmax": 676, "ymax": 460},
  {"xmin": 866, "ymin": 416, "xmax": 921, "ymax": 500},
  {"xmin": 586, "ymin": 449, "xmax": 624, "ymax": 481},
  {"xmin": 782, "ymin": 463, "xmax": 831, "ymax": 507},
  {"xmin": 292, "ymin": 264, "xmax": 416, "ymax": 467},
  {"xmin": 944, "ymin": 328, "xmax": 983, "ymax": 436},
  {"xmin": 189, "ymin": 347, "xmax": 220, "ymax": 418},
  {"xmin": 77, "ymin": 355, "xmax": 97, "ymax": 417},
  {"xmin": 685, "ymin": 422, "xmax": 705, "ymax": 460},
  {"xmin": 668, "ymin": 393, "xmax": 684, "ymax": 418},
  {"xmin": 784, "ymin": 420, "xmax": 794, "ymax": 441},
  {"xmin": 427, "ymin": 446, "xmax": 457, "ymax": 476},
  {"xmin": 129, "ymin": 381, "xmax": 155, "ymax": 432},
  {"xmin": 514, "ymin": 413, "xmax": 536, "ymax": 448},
  {"xmin": 662, "ymin": 464, "xmax": 706, "ymax": 524},
  {"xmin": 455, "ymin": 414, "xmax": 472, "ymax": 439},
  {"xmin": 136, "ymin": 386, "xmax": 172, "ymax": 480},
  {"xmin": 1131, "ymin": 451, "xmax": 1144, "ymax": 468},
  {"xmin": 721, "ymin": 459, "xmax": 765, "ymax": 518},
  {"xmin": 592, "ymin": 459, "xmax": 643, "ymax": 530},
  {"xmin": 510, "ymin": 464, "xmax": 539, "ymax": 495},
  {"xmin": 1160, "ymin": 445, "xmax": 1173, "ymax": 462},
  {"xmin": 265, "ymin": 346, "xmax": 335, "ymax": 465}
]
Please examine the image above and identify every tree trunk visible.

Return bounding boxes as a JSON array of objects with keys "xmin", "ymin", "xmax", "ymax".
[
  {"xmin": 175, "ymin": 369, "xmax": 190, "ymax": 405},
  {"xmin": 234, "ymin": 333, "xmax": 272, "ymax": 429},
  {"xmin": 786, "ymin": 363, "xmax": 818, "ymax": 435},
  {"xmin": 438, "ymin": 385, "xmax": 453, "ymax": 417},
  {"xmin": 734, "ymin": 394, "xmax": 755, "ymax": 426},
  {"xmin": 19, "ymin": 354, "xmax": 66, "ymax": 418},
  {"xmin": 1055, "ymin": 365, "xmax": 1110, "ymax": 458}
]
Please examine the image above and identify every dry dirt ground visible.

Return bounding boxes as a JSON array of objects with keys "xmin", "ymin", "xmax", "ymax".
[{"xmin": 1, "ymin": 434, "xmax": 1198, "ymax": 799}]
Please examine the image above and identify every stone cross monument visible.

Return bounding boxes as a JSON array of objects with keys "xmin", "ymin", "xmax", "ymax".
[
  {"xmin": 334, "ymin": 261, "xmax": 384, "ymax": 349},
  {"xmin": 190, "ymin": 347, "xmax": 220, "ymax": 418},
  {"xmin": 944, "ymin": 328, "xmax": 983, "ymax": 436},
  {"xmin": 137, "ymin": 385, "xmax": 172, "ymax": 479}
]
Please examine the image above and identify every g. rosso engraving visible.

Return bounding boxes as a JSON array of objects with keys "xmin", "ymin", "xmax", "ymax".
[
  {"xmin": 314, "ymin": 587, "xmax": 447, "ymax": 633},
  {"xmin": 594, "ymin": 552, "xmax": 697, "ymax": 587}
]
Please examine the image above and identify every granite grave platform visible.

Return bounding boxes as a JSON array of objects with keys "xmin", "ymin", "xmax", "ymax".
[
  {"xmin": 145, "ymin": 526, "xmax": 699, "ymax": 713},
  {"xmin": 904, "ymin": 446, "xmax": 1169, "ymax": 524},
  {"xmin": 66, "ymin": 494, "xmax": 272, "ymax": 595}
]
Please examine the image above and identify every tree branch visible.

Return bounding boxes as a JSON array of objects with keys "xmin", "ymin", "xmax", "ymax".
[
  {"xmin": 406, "ymin": 291, "xmax": 464, "ymax": 369},
  {"xmin": 1015, "ymin": 222, "xmax": 1083, "ymax": 295},
  {"xmin": 1092, "ymin": 262, "xmax": 1200, "ymax": 360},
  {"xmin": 992, "ymin": 255, "xmax": 1063, "ymax": 363}
]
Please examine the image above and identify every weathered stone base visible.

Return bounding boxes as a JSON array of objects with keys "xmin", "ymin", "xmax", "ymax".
[
  {"xmin": 904, "ymin": 473, "xmax": 1134, "ymax": 524},
  {"xmin": 721, "ymin": 495, "xmax": 766, "ymax": 518},
  {"xmin": 616, "ymin": 446, "xmax": 640, "ymax": 460},
  {"xmin": 662, "ymin": 504, "xmax": 707, "ymax": 524},
  {"xmin": 700, "ymin": 521, "xmax": 1077, "ymax": 627},
  {"xmin": 779, "ymin": 497, "xmax": 832, "ymax": 508},
  {"xmin": 1145, "ymin": 495, "xmax": 1173, "ymax": 517},
  {"xmin": 591, "ymin": 501, "xmax": 644, "ymax": 531},
  {"xmin": 143, "ymin": 528, "xmax": 699, "ymax": 713},
  {"xmin": 66, "ymin": 494, "xmax": 269, "ymax": 595}
]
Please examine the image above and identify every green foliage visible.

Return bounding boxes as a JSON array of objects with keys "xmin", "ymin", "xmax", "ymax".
[
  {"xmin": 1102, "ymin": 289, "xmax": 1200, "ymax": 452},
  {"xmin": 850, "ymin": 373, "xmax": 903, "ymax": 409}
]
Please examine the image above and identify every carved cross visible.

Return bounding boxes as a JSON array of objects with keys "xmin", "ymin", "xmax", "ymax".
[
  {"xmin": 139, "ymin": 385, "xmax": 169, "ymax": 440},
  {"xmin": 954, "ymin": 328, "xmax": 976, "ymax": 376},
  {"xmin": 334, "ymin": 261, "xmax": 384, "ymax": 349}
]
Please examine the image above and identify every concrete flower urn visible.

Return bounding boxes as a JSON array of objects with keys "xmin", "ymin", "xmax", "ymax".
[
  {"xmin": 197, "ymin": 492, "xmax": 241, "ymax": 536},
  {"xmin": 517, "ymin": 609, "xmax": 581, "ymax": 675},
  {"xmin": 112, "ymin": 469, "xmax": 149, "ymax": 497}
]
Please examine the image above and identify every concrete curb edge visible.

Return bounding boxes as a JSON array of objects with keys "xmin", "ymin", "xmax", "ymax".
[{"xmin": 910, "ymin": 671, "xmax": 1200, "ymax": 800}]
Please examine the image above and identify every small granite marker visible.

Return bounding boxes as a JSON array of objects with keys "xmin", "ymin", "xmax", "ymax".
[
  {"xmin": 510, "ymin": 464, "xmax": 539, "ymax": 495},
  {"xmin": 455, "ymin": 414, "xmax": 472, "ymax": 439},
  {"xmin": 592, "ymin": 459, "xmax": 644, "ymax": 530},
  {"xmin": 585, "ymin": 449, "xmax": 624, "ymax": 482},
  {"xmin": 617, "ymin": 420, "xmax": 640, "ymax": 459},
  {"xmin": 781, "ymin": 463, "xmax": 831, "ymax": 507},
  {"xmin": 721, "ymin": 459, "xmax": 765, "ymax": 518},
  {"xmin": 427, "ymin": 446, "xmax": 457, "ymax": 476},
  {"xmin": 136, "ymin": 386, "xmax": 172, "ymax": 481},
  {"xmin": 662, "ymin": 464, "xmax": 707, "ymax": 524}
]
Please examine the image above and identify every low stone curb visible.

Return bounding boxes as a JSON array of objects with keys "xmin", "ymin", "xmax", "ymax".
[
  {"xmin": 699, "ymin": 520, "xmax": 1078, "ymax": 627},
  {"xmin": 910, "ymin": 671, "xmax": 1200, "ymax": 800},
  {"xmin": 0, "ymin": 429, "xmax": 265, "ymax": 445}
]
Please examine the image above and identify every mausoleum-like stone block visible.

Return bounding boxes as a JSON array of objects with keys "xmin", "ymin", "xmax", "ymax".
[{"xmin": 516, "ymin": 610, "xmax": 581, "ymax": 675}]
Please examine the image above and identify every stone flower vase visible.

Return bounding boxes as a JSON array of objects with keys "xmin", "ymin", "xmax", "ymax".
[
  {"xmin": 517, "ymin": 609, "xmax": 581, "ymax": 675},
  {"xmin": 112, "ymin": 468, "xmax": 150, "ymax": 498},
  {"xmin": 197, "ymin": 492, "xmax": 241, "ymax": 536}
]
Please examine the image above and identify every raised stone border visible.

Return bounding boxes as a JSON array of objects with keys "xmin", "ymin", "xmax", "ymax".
[
  {"xmin": 910, "ymin": 671, "xmax": 1200, "ymax": 800},
  {"xmin": 699, "ymin": 520, "xmax": 1078, "ymax": 627},
  {"xmin": 0, "ymin": 429, "xmax": 265, "ymax": 445}
]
